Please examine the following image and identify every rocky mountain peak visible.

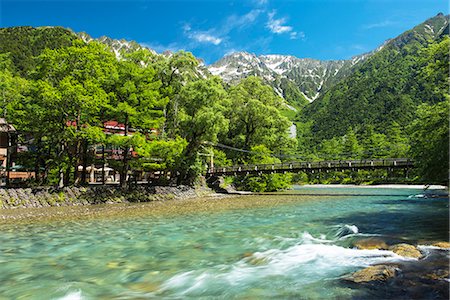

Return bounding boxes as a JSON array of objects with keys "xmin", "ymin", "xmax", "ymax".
[{"xmin": 208, "ymin": 51, "xmax": 372, "ymax": 104}]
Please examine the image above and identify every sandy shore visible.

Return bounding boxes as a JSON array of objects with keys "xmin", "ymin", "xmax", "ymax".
[{"xmin": 299, "ymin": 184, "xmax": 448, "ymax": 190}]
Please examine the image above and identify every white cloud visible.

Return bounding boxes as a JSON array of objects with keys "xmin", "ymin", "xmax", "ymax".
[
  {"xmin": 266, "ymin": 10, "xmax": 304, "ymax": 40},
  {"xmin": 363, "ymin": 20, "xmax": 396, "ymax": 30},
  {"xmin": 254, "ymin": 0, "xmax": 268, "ymax": 5},
  {"xmin": 290, "ymin": 31, "xmax": 305, "ymax": 40},
  {"xmin": 191, "ymin": 33, "xmax": 222, "ymax": 45},
  {"xmin": 183, "ymin": 23, "xmax": 222, "ymax": 45},
  {"xmin": 350, "ymin": 44, "xmax": 367, "ymax": 51},
  {"xmin": 267, "ymin": 11, "xmax": 293, "ymax": 34},
  {"xmin": 225, "ymin": 9, "xmax": 263, "ymax": 32},
  {"xmin": 182, "ymin": 8, "xmax": 264, "ymax": 47}
]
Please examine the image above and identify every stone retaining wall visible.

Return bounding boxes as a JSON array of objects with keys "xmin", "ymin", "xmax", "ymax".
[{"xmin": 0, "ymin": 185, "xmax": 203, "ymax": 209}]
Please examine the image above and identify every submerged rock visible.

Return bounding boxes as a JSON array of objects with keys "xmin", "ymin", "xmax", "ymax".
[
  {"xmin": 346, "ymin": 265, "xmax": 398, "ymax": 283},
  {"xmin": 389, "ymin": 244, "xmax": 422, "ymax": 259},
  {"xmin": 353, "ymin": 238, "xmax": 388, "ymax": 250},
  {"xmin": 424, "ymin": 269, "xmax": 450, "ymax": 280},
  {"xmin": 248, "ymin": 256, "xmax": 269, "ymax": 266},
  {"xmin": 127, "ymin": 281, "xmax": 160, "ymax": 293}
]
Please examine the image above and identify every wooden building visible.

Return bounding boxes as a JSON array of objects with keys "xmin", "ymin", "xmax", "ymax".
[{"xmin": 0, "ymin": 118, "xmax": 16, "ymax": 170}]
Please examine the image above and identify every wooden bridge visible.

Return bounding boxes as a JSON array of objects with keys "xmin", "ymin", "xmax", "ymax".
[{"xmin": 206, "ymin": 158, "xmax": 414, "ymax": 176}]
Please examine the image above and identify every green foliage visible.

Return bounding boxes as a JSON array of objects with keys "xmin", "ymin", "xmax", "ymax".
[
  {"xmin": 301, "ymin": 15, "xmax": 449, "ymax": 141},
  {"xmin": 237, "ymin": 173, "xmax": 292, "ymax": 192},
  {"xmin": 276, "ymin": 77, "xmax": 309, "ymax": 108},
  {"xmin": 3, "ymin": 22, "xmax": 446, "ymax": 189},
  {"xmin": 233, "ymin": 145, "xmax": 293, "ymax": 192},
  {"xmin": 409, "ymin": 101, "xmax": 449, "ymax": 183},
  {"xmin": 212, "ymin": 149, "xmax": 231, "ymax": 167},
  {"xmin": 294, "ymin": 15, "xmax": 448, "ymax": 184},
  {"xmin": 225, "ymin": 77, "xmax": 297, "ymax": 162},
  {"xmin": 0, "ymin": 59, "xmax": 30, "ymax": 117},
  {"xmin": 0, "ymin": 26, "xmax": 77, "ymax": 76},
  {"xmin": 175, "ymin": 77, "xmax": 229, "ymax": 183}
]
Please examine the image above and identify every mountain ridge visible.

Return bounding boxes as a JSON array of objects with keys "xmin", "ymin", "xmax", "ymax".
[
  {"xmin": 207, "ymin": 48, "xmax": 375, "ymax": 106},
  {"xmin": 300, "ymin": 12, "xmax": 449, "ymax": 140}
]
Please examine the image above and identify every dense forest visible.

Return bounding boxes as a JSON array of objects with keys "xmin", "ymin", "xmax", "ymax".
[
  {"xmin": 296, "ymin": 14, "xmax": 449, "ymax": 184},
  {"xmin": 0, "ymin": 26, "xmax": 295, "ymax": 189},
  {"xmin": 0, "ymin": 14, "xmax": 448, "ymax": 191}
]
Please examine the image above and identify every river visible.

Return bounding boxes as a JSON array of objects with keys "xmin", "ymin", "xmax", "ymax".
[{"xmin": 0, "ymin": 186, "xmax": 448, "ymax": 299}]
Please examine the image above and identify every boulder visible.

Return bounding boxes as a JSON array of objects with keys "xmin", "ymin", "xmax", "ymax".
[
  {"xmin": 389, "ymin": 244, "xmax": 422, "ymax": 259},
  {"xmin": 346, "ymin": 265, "xmax": 397, "ymax": 283},
  {"xmin": 353, "ymin": 238, "xmax": 388, "ymax": 250},
  {"xmin": 432, "ymin": 242, "xmax": 450, "ymax": 248}
]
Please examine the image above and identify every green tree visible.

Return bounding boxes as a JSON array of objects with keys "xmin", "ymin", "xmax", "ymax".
[
  {"xmin": 386, "ymin": 121, "xmax": 410, "ymax": 157},
  {"xmin": 226, "ymin": 77, "xmax": 296, "ymax": 161},
  {"xmin": 12, "ymin": 42, "xmax": 118, "ymax": 186},
  {"xmin": 236, "ymin": 145, "xmax": 292, "ymax": 192},
  {"xmin": 108, "ymin": 50, "xmax": 167, "ymax": 187},
  {"xmin": 175, "ymin": 77, "xmax": 229, "ymax": 183},
  {"xmin": 360, "ymin": 125, "xmax": 389, "ymax": 158},
  {"xmin": 409, "ymin": 100, "xmax": 449, "ymax": 183},
  {"xmin": 342, "ymin": 128, "xmax": 362, "ymax": 159},
  {"xmin": 0, "ymin": 54, "xmax": 29, "ymax": 118},
  {"xmin": 152, "ymin": 51, "xmax": 200, "ymax": 137},
  {"xmin": 319, "ymin": 137, "xmax": 344, "ymax": 160}
]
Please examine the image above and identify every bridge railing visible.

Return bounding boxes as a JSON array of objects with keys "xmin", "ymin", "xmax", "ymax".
[{"xmin": 206, "ymin": 158, "xmax": 413, "ymax": 175}]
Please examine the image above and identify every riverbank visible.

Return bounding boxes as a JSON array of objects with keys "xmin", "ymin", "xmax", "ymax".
[
  {"xmin": 0, "ymin": 185, "xmax": 213, "ymax": 209},
  {"xmin": 1, "ymin": 183, "xmax": 447, "ymax": 210}
]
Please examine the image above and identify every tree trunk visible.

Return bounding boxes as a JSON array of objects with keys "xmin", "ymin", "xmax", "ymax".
[
  {"xmin": 101, "ymin": 144, "xmax": 105, "ymax": 185},
  {"xmin": 5, "ymin": 132, "xmax": 11, "ymax": 187},
  {"xmin": 34, "ymin": 137, "xmax": 42, "ymax": 184},
  {"xmin": 58, "ymin": 142, "xmax": 65, "ymax": 189},
  {"xmin": 120, "ymin": 114, "xmax": 129, "ymax": 189},
  {"xmin": 80, "ymin": 139, "xmax": 89, "ymax": 185},
  {"xmin": 64, "ymin": 151, "xmax": 73, "ymax": 186},
  {"xmin": 73, "ymin": 140, "xmax": 81, "ymax": 185}
]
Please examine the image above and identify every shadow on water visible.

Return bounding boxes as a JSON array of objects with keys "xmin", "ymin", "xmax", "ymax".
[
  {"xmin": 320, "ymin": 197, "xmax": 449, "ymax": 300},
  {"xmin": 320, "ymin": 197, "xmax": 449, "ymax": 242},
  {"xmin": 348, "ymin": 248, "xmax": 450, "ymax": 300},
  {"xmin": 256, "ymin": 193, "xmax": 424, "ymax": 197}
]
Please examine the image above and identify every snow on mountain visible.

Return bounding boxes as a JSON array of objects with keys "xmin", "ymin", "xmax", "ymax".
[
  {"xmin": 77, "ymin": 32, "xmax": 156, "ymax": 58},
  {"xmin": 208, "ymin": 51, "xmax": 372, "ymax": 103}
]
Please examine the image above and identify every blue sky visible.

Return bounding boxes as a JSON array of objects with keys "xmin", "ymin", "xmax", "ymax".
[{"xmin": 1, "ymin": 0, "xmax": 447, "ymax": 64}]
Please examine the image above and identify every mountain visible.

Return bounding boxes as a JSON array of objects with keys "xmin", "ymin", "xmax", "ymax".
[
  {"xmin": 0, "ymin": 26, "xmax": 212, "ymax": 79},
  {"xmin": 208, "ymin": 50, "xmax": 374, "ymax": 107},
  {"xmin": 0, "ymin": 26, "xmax": 77, "ymax": 76},
  {"xmin": 77, "ymin": 32, "xmax": 156, "ymax": 58},
  {"xmin": 300, "ymin": 13, "xmax": 449, "ymax": 140}
]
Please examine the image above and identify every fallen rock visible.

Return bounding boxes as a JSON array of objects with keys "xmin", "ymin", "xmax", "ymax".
[
  {"xmin": 389, "ymin": 244, "xmax": 422, "ymax": 259},
  {"xmin": 346, "ymin": 265, "xmax": 398, "ymax": 283},
  {"xmin": 431, "ymin": 242, "xmax": 450, "ymax": 248},
  {"xmin": 353, "ymin": 238, "xmax": 388, "ymax": 250}
]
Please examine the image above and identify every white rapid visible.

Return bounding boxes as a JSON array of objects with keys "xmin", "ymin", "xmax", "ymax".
[{"xmin": 159, "ymin": 228, "xmax": 415, "ymax": 297}]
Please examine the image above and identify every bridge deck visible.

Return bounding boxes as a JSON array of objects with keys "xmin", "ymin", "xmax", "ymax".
[{"xmin": 207, "ymin": 158, "xmax": 414, "ymax": 176}]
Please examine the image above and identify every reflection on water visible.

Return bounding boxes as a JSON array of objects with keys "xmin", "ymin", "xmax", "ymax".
[{"xmin": 0, "ymin": 186, "xmax": 448, "ymax": 299}]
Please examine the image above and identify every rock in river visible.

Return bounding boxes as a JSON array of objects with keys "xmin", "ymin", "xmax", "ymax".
[
  {"xmin": 389, "ymin": 244, "xmax": 422, "ymax": 259},
  {"xmin": 346, "ymin": 265, "xmax": 398, "ymax": 283},
  {"xmin": 432, "ymin": 241, "xmax": 450, "ymax": 248},
  {"xmin": 353, "ymin": 238, "xmax": 388, "ymax": 250}
]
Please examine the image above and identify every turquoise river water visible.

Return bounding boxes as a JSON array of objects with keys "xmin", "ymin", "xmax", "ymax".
[{"xmin": 0, "ymin": 186, "xmax": 448, "ymax": 299}]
